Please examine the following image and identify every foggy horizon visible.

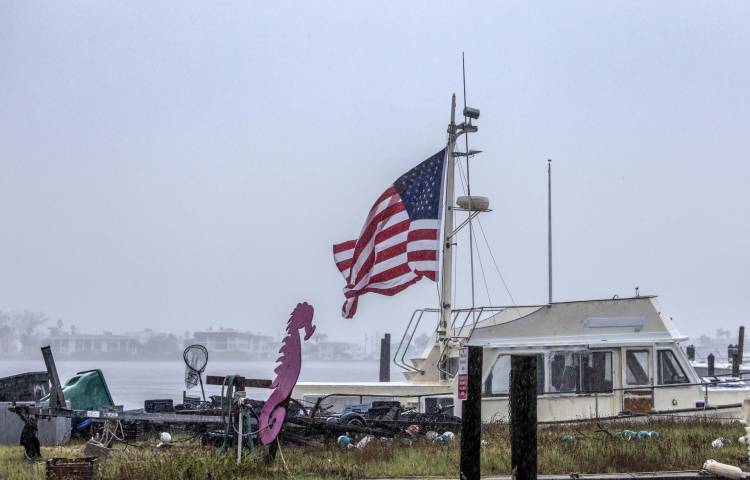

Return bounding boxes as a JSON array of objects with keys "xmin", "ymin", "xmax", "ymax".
[{"xmin": 1, "ymin": 2, "xmax": 749, "ymax": 344}]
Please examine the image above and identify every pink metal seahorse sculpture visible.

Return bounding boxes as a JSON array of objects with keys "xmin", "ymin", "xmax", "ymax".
[{"xmin": 259, "ymin": 302, "xmax": 315, "ymax": 445}]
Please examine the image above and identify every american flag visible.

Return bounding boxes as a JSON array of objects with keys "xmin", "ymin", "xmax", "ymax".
[{"xmin": 333, "ymin": 149, "xmax": 446, "ymax": 318}]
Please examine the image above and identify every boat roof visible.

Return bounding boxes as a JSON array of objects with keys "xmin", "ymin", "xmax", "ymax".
[{"xmin": 465, "ymin": 295, "xmax": 686, "ymax": 348}]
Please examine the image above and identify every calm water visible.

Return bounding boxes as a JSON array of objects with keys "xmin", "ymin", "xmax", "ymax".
[{"xmin": 0, "ymin": 360, "xmax": 380, "ymax": 410}]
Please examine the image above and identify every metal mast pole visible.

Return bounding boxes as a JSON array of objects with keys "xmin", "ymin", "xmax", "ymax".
[
  {"xmin": 547, "ymin": 159, "xmax": 552, "ymax": 304},
  {"xmin": 439, "ymin": 94, "xmax": 457, "ymax": 339},
  {"xmin": 463, "ymin": 53, "xmax": 476, "ymax": 326}
]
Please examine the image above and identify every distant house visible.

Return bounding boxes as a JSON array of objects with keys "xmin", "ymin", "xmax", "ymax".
[
  {"xmin": 192, "ymin": 330, "xmax": 275, "ymax": 358},
  {"xmin": 48, "ymin": 333, "xmax": 140, "ymax": 355}
]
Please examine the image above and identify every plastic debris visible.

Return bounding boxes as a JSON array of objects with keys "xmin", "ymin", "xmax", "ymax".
[
  {"xmin": 739, "ymin": 436, "xmax": 748, "ymax": 445},
  {"xmin": 620, "ymin": 429, "xmax": 658, "ymax": 440},
  {"xmin": 712, "ymin": 437, "xmax": 732, "ymax": 448},
  {"xmin": 561, "ymin": 434, "xmax": 575, "ymax": 442},
  {"xmin": 442, "ymin": 431, "xmax": 455, "ymax": 441},
  {"xmin": 400, "ymin": 437, "xmax": 413, "ymax": 447},
  {"xmin": 156, "ymin": 431, "xmax": 172, "ymax": 448},
  {"xmin": 406, "ymin": 424, "xmax": 420, "ymax": 436},
  {"xmin": 704, "ymin": 459, "xmax": 748, "ymax": 479},
  {"xmin": 480, "ymin": 439, "xmax": 490, "ymax": 448},
  {"xmin": 425, "ymin": 431, "xmax": 439, "ymax": 441},
  {"xmin": 337, "ymin": 435, "xmax": 351, "ymax": 447},
  {"xmin": 356, "ymin": 435, "xmax": 373, "ymax": 449}
]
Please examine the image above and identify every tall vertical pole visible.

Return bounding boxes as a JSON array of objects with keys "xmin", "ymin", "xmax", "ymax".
[
  {"xmin": 462, "ymin": 53, "xmax": 476, "ymax": 326},
  {"xmin": 547, "ymin": 159, "xmax": 552, "ymax": 305},
  {"xmin": 459, "ymin": 346, "xmax": 483, "ymax": 480},
  {"xmin": 439, "ymin": 95, "xmax": 457, "ymax": 341}
]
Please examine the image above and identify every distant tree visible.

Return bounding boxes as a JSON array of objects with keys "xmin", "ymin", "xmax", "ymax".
[
  {"xmin": 140, "ymin": 334, "xmax": 180, "ymax": 360},
  {"xmin": 716, "ymin": 329, "xmax": 731, "ymax": 340},
  {"xmin": 0, "ymin": 324, "xmax": 15, "ymax": 354}
]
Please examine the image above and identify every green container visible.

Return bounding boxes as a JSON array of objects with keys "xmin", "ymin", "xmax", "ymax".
[{"xmin": 43, "ymin": 369, "xmax": 114, "ymax": 411}]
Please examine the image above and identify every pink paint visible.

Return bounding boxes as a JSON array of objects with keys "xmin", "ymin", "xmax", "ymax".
[{"xmin": 259, "ymin": 302, "xmax": 315, "ymax": 445}]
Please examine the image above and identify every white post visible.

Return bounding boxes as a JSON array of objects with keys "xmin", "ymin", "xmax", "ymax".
[{"xmin": 439, "ymin": 94, "xmax": 457, "ymax": 340}]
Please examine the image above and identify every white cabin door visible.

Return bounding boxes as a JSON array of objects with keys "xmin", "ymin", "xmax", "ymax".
[{"xmin": 622, "ymin": 348, "xmax": 653, "ymax": 414}]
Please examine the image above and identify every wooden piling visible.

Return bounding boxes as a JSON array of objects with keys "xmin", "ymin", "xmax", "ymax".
[
  {"xmin": 707, "ymin": 354, "xmax": 715, "ymax": 376},
  {"xmin": 732, "ymin": 354, "xmax": 740, "ymax": 377},
  {"xmin": 686, "ymin": 345, "xmax": 695, "ymax": 361},
  {"xmin": 460, "ymin": 346, "xmax": 483, "ymax": 480},
  {"xmin": 511, "ymin": 355, "xmax": 537, "ymax": 480},
  {"xmin": 738, "ymin": 326, "xmax": 745, "ymax": 366},
  {"xmin": 379, "ymin": 333, "xmax": 391, "ymax": 382}
]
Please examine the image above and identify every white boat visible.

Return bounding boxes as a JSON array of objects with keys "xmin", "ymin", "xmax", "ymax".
[{"xmin": 292, "ymin": 94, "xmax": 750, "ymax": 422}]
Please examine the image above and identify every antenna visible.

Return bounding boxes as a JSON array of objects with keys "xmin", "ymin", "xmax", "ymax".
[
  {"xmin": 547, "ymin": 159, "xmax": 553, "ymax": 304},
  {"xmin": 462, "ymin": 52, "xmax": 476, "ymax": 323}
]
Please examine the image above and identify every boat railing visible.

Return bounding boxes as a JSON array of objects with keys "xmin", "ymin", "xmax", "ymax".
[
  {"xmin": 393, "ymin": 307, "xmax": 440, "ymax": 374},
  {"xmin": 436, "ymin": 306, "xmax": 508, "ymax": 379}
]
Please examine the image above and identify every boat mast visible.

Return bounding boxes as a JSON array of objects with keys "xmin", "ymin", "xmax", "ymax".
[
  {"xmin": 547, "ymin": 158, "xmax": 553, "ymax": 304},
  {"xmin": 438, "ymin": 94, "xmax": 457, "ymax": 340}
]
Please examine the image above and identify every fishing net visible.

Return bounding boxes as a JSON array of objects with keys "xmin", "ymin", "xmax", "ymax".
[{"xmin": 183, "ymin": 344, "xmax": 208, "ymax": 400}]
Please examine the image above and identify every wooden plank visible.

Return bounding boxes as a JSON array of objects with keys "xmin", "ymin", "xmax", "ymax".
[
  {"xmin": 41, "ymin": 346, "xmax": 66, "ymax": 409},
  {"xmin": 205, "ymin": 376, "xmax": 272, "ymax": 388}
]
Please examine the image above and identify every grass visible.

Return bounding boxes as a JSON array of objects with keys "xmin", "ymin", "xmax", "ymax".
[{"xmin": 0, "ymin": 418, "xmax": 747, "ymax": 479}]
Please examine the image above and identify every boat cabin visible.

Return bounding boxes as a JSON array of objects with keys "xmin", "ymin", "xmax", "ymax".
[{"xmin": 452, "ymin": 296, "xmax": 748, "ymax": 421}]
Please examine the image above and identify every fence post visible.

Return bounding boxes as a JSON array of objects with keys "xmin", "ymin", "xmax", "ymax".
[
  {"xmin": 511, "ymin": 355, "xmax": 537, "ymax": 480},
  {"xmin": 379, "ymin": 333, "xmax": 391, "ymax": 382},
  {"xmin": 707, "ymin": 354, "xmax": 715, "ymax": 376},
  {"xmin": 459, "ymin": 346, "xmax": 483, "ymax": 480}
]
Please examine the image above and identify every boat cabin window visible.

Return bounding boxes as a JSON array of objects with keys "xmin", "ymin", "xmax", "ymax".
[
  {"xmin": 550, "ymin": 352, "xmax": 579, "ymax": 393},
  {"xmin": 581, "ymin": 351, "xmax": 613, "ymax": 393},
  {"xmin": 550, "ymin": 351, "xmax": 613, "ymax": 393},
  {"xmin": 484, "ymin": 354, "xmax": 544, "ymax": 395},
  {"xmin": 625, "ymin": 350, "xmax": 650, "ymax": 385},
  {"xmin": 657, "ymin": 350, "xmax": 689, "ymax": 385}
]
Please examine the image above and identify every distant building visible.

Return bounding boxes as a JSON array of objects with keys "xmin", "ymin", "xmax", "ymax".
[
  {"xmin": 48, "ymin": 333, "xmax": 140, "ymax": 355},
  {"xmin": 192, "ymin": 330, "xmax": 275, "ymax": 358}
]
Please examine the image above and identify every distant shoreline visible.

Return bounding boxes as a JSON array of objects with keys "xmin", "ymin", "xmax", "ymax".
[{"xmin": 0, "ymin": 356, "xmax": 380, "ymax": 363}]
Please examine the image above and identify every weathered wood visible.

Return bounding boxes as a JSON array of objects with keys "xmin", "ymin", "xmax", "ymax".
[
  {"xmin": 738, "ymin": 326, "xmax": 745, "ymax": 366},
  {"xmin": 205, "ymin": 376, "xmax": 272, "ymax": 389},
  {"xmin": 460, "ymin": 346, "xmax": 483, "ymax": 480},
  {"xmin": 41, "ymin": 346, "xmax": 65, "ymax": 409},
  {"xmin": 707, "ymin": 354, "xmax": 715, "ymax": 376},
  {"xmin": 732, "ymin": 354, "xmax": 740, "ymax": 377},
  {"xmin": 380, "ymin": 333, "xmax": 391, "ymax": 382},
  {"xmin": 511, "ymin": 355, "xmax": 537, "ymax": 480}
]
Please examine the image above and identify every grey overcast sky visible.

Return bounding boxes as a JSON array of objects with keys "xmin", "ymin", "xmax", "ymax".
[{"xmin": 1, "ymin": 1, "xmax": 748, "ymax": 343}]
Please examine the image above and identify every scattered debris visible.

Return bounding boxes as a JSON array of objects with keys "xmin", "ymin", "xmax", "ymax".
[
  {"xmin": 337, "ymin": 435, "xmax": 351, "ymax": 447},
  {"xmin": 355, "ymin": 435, "xmax": 373, "ymax": 449},
  {"xmin": 703, "ymin": 459, "xmax": 747, "ymax": 479},
  {"xmin": 712, "ymin": 437, "xmax": 732, "ymax": 448}
]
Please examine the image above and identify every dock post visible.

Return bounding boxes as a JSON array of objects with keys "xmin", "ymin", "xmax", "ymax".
[
  {"xmin": 707, "ymin": 354, "xmax": 715, "ymax": 376},
  {"xmin": 686, "ymin": 345, "xmax": 695, "ymax": 361},
  {"xmin": 460, "ymin": 346, "xmax": 483, "ymax": 480},
  {"xmin": 739, "ymin": 326, "xmax": 745, "ymax": 366},
  {"xmin": 511, "ymin": 355, "xmax": 537, "ymax": 480},
  {"xmin": 379, "ymin": 333, "xmax": 391, "ymax": 382},
  {"xmin": 733, "ymin": 354, "xmax": 740, "ymax": 377}
]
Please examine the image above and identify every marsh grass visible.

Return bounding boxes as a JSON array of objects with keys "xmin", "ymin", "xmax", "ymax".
[{"xmin": 0, "ymin": 418, "xmax": 746, "ymax": 479}]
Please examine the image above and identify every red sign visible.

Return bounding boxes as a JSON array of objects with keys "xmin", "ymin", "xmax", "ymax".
[{"xmin": 458, "ymin": 347, "xmax": 468, "ymax": 400}]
